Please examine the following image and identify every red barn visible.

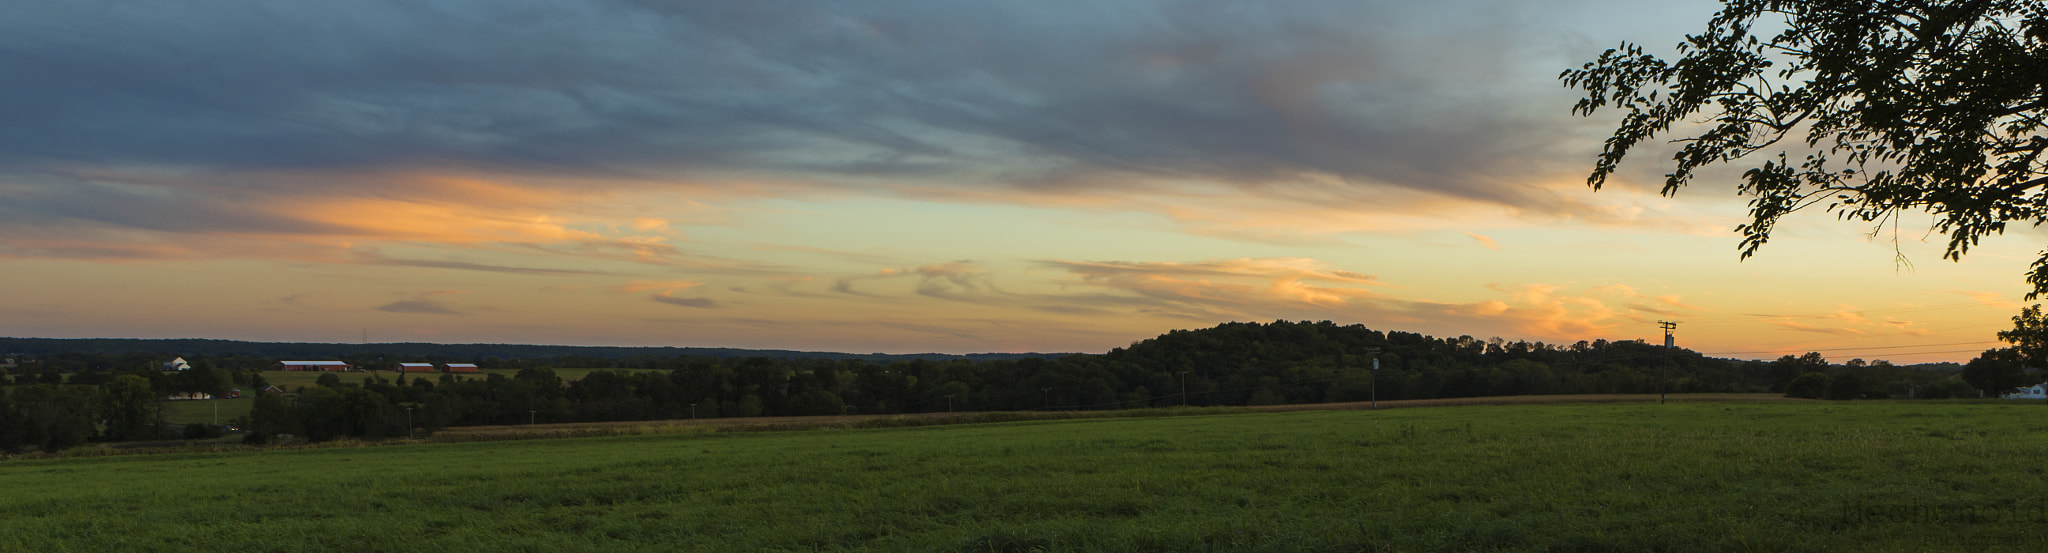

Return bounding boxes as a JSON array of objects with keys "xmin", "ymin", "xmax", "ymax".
[
  {"xmin": 397, "ymin": 363, "xmax": 435, "ymax": 373},
  {"xmin": 443, "ymin": 363, "xmax": 480, "ymax": 373}
]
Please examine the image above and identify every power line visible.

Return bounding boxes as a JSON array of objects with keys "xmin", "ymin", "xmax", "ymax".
[
  {"xmin": 1701, "ymin": 340, "xmax": 2002, "ymax": 355},
  {"xmin": 1678, "ymin": 301, "xmax": 1990, "ymax": 324}
]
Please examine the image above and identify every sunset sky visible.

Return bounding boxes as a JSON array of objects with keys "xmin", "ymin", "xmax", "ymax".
[{"xmin": 2, "ymin": 0, "xmax": 2039, "ymax": 363}]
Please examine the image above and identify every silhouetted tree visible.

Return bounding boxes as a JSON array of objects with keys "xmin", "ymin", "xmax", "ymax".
[{"xmin": 1566, "ymin": 1, "xmax": 2048, "ymax": 294}]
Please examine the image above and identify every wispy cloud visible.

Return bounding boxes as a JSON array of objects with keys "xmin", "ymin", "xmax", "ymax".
[
  {"xmin": 1460, "ymin": 231, "xmax": 1501, "ymax": 251},
  {"xmin": 650, "ymin": 293, "xmax": 719, "ymax": 309},
  {"xmin": 374, "ymin": 290, "xmax": 471, "ymax": 315},
  {"xmin": 1947, "ymin": 289, "xmax": 2021, "ymax": 311}
]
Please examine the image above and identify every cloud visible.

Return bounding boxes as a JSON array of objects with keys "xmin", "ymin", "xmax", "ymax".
[
  {"xmin": 616, "ymin": 280, "xmax": 703, "ymax": 293},
  {"xmin": 351, "ymin": 251, "xmax": 616, "ymax": 276},
  {"xmin": 650, "ymin": 294, "xmax": 719, "ymax": 309},
  {"xmin": 1594, "ymin": 284, "xmax": 1710, "ymax": 317},
  {"xmin": 374, "ymin": 300, "xmax": 462, "ymax": 315},
  {"xmin": 1767, "ymin": 320, "xmax": 1866, "ymax": 335},
  {"xmin": 1460, "ymin": 231, "xmax": 1501, "ymax": 251},
  {"xmin": 1947, "ymin": 289, "xmax": 2021, "ymax": 310},
  {"xmin": 374, "ymin": 290, "xmax": 471, "ymax": 315},
  {"xmin": 0, "ymin": 0, "xmax": 1707, "ymax": 253}
]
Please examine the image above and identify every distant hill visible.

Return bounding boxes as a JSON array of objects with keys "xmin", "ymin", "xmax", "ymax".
[
  {"xmin": 0, "ymin": 337, "xmax": 1070, "ymax": 363},
  {"xmin": 1903, "ymin": 362, "xmax": 1965, "ymax": 374}
]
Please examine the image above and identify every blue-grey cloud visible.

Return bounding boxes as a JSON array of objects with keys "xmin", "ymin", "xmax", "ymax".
[
  {"xmin": 374, "ymin": 300, "xmax": 461, "ymax": 315},
  {"xmin": 0, "ymin": 0, "xmax": 1703, "ymax": 216},
  {"xmin": 651, "ymin": 295, "xmax": 718, "ymax": 308}
]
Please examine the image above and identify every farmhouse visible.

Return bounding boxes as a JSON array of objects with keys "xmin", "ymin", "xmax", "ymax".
[
  {"xmin": 2005, "ymin": 383, "xmax": 2047, "ymax": 400},
  {"xmin": 276, "ymin": 360, "xmax": 351, "ymax": 371},
  {"xmin": 397, "ymin": 363, "xmax": 436, "ymax": 373},
  {"xmin": 444, "ymin": 363, "xmax": 479, "ymax": 373},
  {"xmin": 161, "ymin": 357, "xmax": 192, "ymax": 371}
]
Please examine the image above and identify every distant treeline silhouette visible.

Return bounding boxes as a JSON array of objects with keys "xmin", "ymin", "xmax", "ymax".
[{"xmin": 0, "ymin": 320, "xmax": 1981, "ymax": 452}]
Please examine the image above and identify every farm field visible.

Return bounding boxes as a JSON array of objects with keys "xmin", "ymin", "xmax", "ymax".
[
  {"xmin": 258, "ymin": 367, "xmax": 657, "ymax": 391},
  {"xmin": 159, "ymin": 397, "xmax": 251, "ymax": 426},
  {"xmin": 6, "ymin": 401, "xmax": 2048, "ymax": 552}
]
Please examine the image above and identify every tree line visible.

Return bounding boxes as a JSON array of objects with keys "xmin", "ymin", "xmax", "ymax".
[{"xmin": 0, "ymin": 320, "xmax": 2007, "ymax": 453}]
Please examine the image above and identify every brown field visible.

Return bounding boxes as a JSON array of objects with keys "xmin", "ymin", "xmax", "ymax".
[{"xmin": 430, "ymin": 392, "xmax": 1798, "ymax": 440}]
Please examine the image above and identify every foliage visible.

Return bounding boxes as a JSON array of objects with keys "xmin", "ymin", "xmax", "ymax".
[
  {"xmin": 6, "ymin": 321, "xmax": 1985, "ymax": 449},
  {"xmin": 1, "ymin": 385, "xmax": 96, "ymax": 454},
  {"xmin": 1564, "ymin": 1, "xmax": 2048, "ymax": 294},
  {"xmin": 1996, "ymin": 303, "xmax": 2048, "ymax": 365},
  {"xmin": 1784, "ymin": 371, "xmax": 1830, "ymax": 399},
  {"xmin": 1962, "ymin": 347, "xmax": 2033, "ymax": 395},
  {"xmin": 4, "ymin": 403, "xmax": 2046, "ymax": 551},
  {"xmin": 98, "ymin": 375, "xmax": 159, "ymax": 441}
]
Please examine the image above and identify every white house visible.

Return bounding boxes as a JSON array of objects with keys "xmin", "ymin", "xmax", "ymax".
[
  {"xmin": 2004, "ymin": 383, "xmax": 2047, "ymax": 400},
  {"xmin": 162, "ymin": 357, "xmax": 192, "ymax": 371}
]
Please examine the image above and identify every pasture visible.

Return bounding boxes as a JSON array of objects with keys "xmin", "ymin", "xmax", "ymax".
[{"xmin": 6, "ymin": 401, "xmax": 2048, "ymax": 551}]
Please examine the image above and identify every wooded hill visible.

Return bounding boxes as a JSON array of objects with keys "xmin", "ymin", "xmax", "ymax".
[{"xmin": 0, "ymin": 320, "xmax": 1982, "ymax": 451}]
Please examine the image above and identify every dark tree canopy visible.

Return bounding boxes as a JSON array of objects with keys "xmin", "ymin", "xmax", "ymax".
[{"xmin": 1564, "ymin": 1, "xmax": 2048, "ymax": 294}]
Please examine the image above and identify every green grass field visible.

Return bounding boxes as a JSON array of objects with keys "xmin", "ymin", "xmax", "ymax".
[
  {"xmin": 6, "ymin": 401, "xmax": 2048, "ymax": 551},
  {"xmin": 159, "ymin": 397, "xmax": 251, "ymax": 426}
]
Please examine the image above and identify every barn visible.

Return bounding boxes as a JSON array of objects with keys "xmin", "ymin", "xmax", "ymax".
[
  {"xmin": 397, "ymin": 363, "xmax": 436, "ymax": 373},
  {"xmin": 276, "ymin": 361, "xmax": 351, "ymax": 371},
  {"xmin": 443, "ymin": 363, "xmax": 480, "ymax": 373}
]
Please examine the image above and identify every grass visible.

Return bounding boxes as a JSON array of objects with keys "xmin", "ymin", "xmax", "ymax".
[
  {"xmin": 159, "ymin": 398, "xmax": 251, "ymax": 426},
  {"xmin": 6, "ymin": 401, "xmax": 2048, "ymax": 551}
]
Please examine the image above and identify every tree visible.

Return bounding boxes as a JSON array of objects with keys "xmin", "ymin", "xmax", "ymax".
[
  {"xmin": 244, "ymin": 392, "xmax": 295, "ymax": 444},
  {"xmin": 1961, "ymin": 304, "xmax": 2048, "ymax": 394},
  {"xmin": 1962, "ymin": 347, "xmax": 2033, "ymax": 394},
  {"xmin": 1785, "ymin": 371, "xmax": 1831, "ymax": 399},
  {"xmin": 99, "ymin": 375, "xmax": 160, "ymax": 441},
  {"xmin": 1564, "ymin": 1, "xmax": 2048, "ymax": 294},
  {"xmin": 1996, "ymin": 304, "xmax": 2048, "ymax": 365}
]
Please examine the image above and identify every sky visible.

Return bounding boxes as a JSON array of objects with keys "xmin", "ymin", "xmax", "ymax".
[{"xmin": 1, "ymin": 0, "xmax": 2040, "ymax": 363}]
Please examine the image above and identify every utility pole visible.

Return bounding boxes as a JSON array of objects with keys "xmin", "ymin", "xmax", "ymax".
[
  {"xmin": 1658, "ymin": 321, "xmax": 1678, "ymax": 404},
  {"xmin": 944, "ymin": 394, "xmax": 956, "ymax": 412},
  {"xmin": 529, "ymin": 410, "xmax": 537, "ymax": 426},
  {"xmin": 405, "ymin": 407, "xmax": 414, "ymax": 439},
  {"xmin": 1365, "ymin": 348, "xmax": 1382, "ymax": 409},
  {"xmin": 1178, "ymin": 371, "xmax": 1191, "ymax": 407},
  {"xmin": 690, "ymin": 403, "xmax": 697, "ymax": 419},
  {"xmin": 1042, "ymin": 387, "xmax": 1053, "ymax": 410}
]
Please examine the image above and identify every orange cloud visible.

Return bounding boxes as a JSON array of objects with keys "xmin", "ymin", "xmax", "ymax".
[
  {"xmin": 1947, "ymin": 289, "xmax": 2021, "ymax": 310},
  {"xmin": 615, "ymin": 280, "xmax": 704, "ymax": 293},
  {"xmin": 1460, "ymin": 231, "xmax": 1501, "ymax": 251}
]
